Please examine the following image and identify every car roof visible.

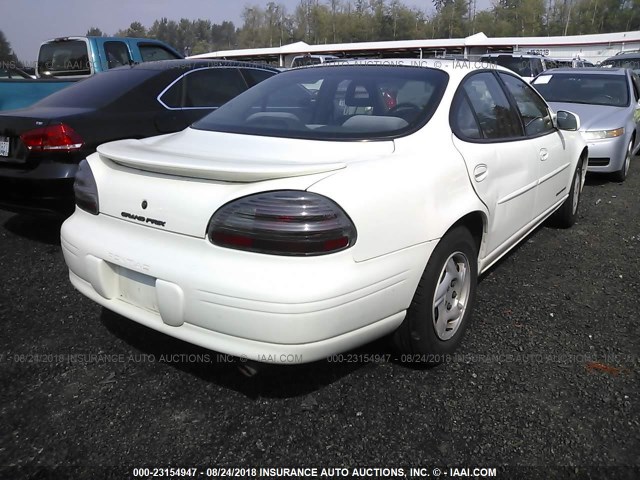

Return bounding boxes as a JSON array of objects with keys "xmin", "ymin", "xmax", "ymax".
[
  {"xmin": 540, "ymin": 67, "xmax": 628, "ymax": 75},
  {"xmin": 604, "ymin": 52, "xmax": 640, "ymax": 60},
  {"xmin": 114, "ymin": 59, "xmax": 280, "ymax": 73}
]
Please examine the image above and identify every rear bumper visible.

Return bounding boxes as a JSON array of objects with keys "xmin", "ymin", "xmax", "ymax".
[
  {"xmin": 0, "ymin": 162, "xmax": 77, "ymax": 215},
  {"xmin": 61, "ymin": 209, "xmax": 433, "ymax": 364}
]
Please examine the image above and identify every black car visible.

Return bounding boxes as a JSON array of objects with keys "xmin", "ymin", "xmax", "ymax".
[
  {"xmin": 601, "ymin": 51, "xmax": 640, "ymax": 73},
  {"xmin": 0, "ymin": 60, "xmax": 278, "ymax": 215}
]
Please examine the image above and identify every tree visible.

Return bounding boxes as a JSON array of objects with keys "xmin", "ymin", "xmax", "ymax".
[
  {"xmin": 148, "ymin": 18, "xmax": 180, "ymax": 48},
  {"xmin": 0, "ymin": 30, "xmax": 18, "ymax": 65},
  {"xmin": 86, "ymin": 27, "xmax": 105, "ymax": 37},
  {"xmin": 211, "ymin": 21, "xmax": 239, "ymax": 49},
  {"xmin": 104, "ymin": 0, "xmax": 640, "ymax": 53},
  {"xmin": 116, "ymin": 21, "xmax": 148, "ymax": 38}
]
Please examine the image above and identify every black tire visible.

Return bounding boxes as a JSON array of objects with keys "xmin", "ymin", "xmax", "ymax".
[
  {"xmin": 551, "ymin": 157, "xmax": 584, "ymax": 228},
  {"xmin": 611, "ymin": 137, "xmax": 633, "ymax": 182},
  {"xmin": 393, "ymin": 226, "xmax": 478, "ymax": 364}
]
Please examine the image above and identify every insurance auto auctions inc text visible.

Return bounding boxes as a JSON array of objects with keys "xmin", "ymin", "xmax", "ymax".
[{"xmin": 196, "ymin": 466, "xmax": 498, "ymax": 478}]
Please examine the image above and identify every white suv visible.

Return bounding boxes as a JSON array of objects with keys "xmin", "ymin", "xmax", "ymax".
[
  {"xmin": 290, "ymin": 54, "xmax": 339, "ymax": 68},
  {"xmin": 480, "ymin": 53, "xmax": 558, "ymax": 82}
]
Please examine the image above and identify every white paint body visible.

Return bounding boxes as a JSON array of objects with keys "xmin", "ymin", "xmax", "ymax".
[{"xmin": 61, "ymin": 63, "xmax": 586, "ymax": 364}]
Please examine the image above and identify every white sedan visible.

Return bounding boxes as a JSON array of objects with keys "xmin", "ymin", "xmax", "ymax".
[{"xmin": 61, "ymin": 60, "xmax": 587, "ymax": 364}]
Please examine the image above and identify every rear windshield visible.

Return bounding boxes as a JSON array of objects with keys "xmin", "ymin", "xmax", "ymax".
[
  {"xmin": 192, "ymin": 65, "xmax": 448, "ymax": 140},
  {"xmin": 532, "ymin": 73, "xmax": 629, "ymax": 107},
  {"xmin": 38, "ymin": 40, "xmax": 91, "ymax": 77},
  {"xmin": 33, "ymin": 68, "xmax": 157, "ymax": 109}
]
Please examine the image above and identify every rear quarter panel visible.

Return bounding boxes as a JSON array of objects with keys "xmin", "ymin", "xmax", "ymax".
[{"xmin": 308, "ymin": 125, "xmax": 487, "ymax": 263}]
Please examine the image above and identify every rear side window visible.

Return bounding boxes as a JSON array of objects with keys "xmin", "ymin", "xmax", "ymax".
[
  {"xmin": 161, "ymin": 68, "xmax": 247, "ymax": 109},
  {"xmin": 38, "ymin": 40, "xmax": 90, "ymax": 77},
  {"xmin": 461, "ymin": 72, "xmax": 523, "ymax": 139},
  {"xmin": 451, "ymin": 95, "xmax": 482, "ymax": 139},
  {"xmin": 139, "ymin": 44, "xmax": 181, "ymax": 62}
]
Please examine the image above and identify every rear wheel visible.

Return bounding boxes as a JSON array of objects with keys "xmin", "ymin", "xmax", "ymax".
[
  {"xmin": 611, "ymin": 137, "xmax": 633, "ymax": 182},
  {"xmin": 393, "ymin": 226, "xmax": 478, "ymax": 364}
]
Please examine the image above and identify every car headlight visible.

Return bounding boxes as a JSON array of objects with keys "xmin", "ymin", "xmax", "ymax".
[
  {"xmin": 207, "ymin": 190, "xmax": 357, "ymax": 256},
  {"xmin": 583, "ymin": 128, "xmax": 625, "ymax": 140},
  {"xmin": 73, "ymin": 159, "xmax": 99, "ymax": 215}
]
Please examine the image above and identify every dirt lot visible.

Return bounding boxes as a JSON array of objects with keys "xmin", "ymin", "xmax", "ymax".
[{"xmin": 0, "ymin": 167, "xmax": 638, "ymax": 480}]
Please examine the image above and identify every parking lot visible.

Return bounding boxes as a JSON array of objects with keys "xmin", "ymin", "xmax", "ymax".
[{"xmin": 0, "ymin": 168, "xmax": 639, "ymax": 478}]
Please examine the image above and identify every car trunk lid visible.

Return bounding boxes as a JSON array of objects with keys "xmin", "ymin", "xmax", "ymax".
[
  {"xmin": 92, "ymin": 128, "xmax": 395, "ymax": 238},
  {"xmin": 97, "ymin": 127, "xmax": 395, "ymax": 182},
  {"xmin": 0, "ymin": 108, "xmax": 89, "ymax": 167}
]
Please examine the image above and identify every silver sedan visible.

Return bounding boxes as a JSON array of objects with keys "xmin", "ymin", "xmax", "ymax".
[{"xmin": 532, "ymin": 67, "xmax": 640, "ymax": 181}]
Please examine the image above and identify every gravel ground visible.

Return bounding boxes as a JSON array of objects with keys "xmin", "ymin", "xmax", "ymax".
[{"xmin": 0, "ymin": 168, "xmax": 639, "ymax": 480}]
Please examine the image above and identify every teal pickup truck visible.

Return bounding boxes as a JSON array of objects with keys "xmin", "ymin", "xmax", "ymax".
[{"xmin": 0, "ymin": 36, "xmax": 183, "ymax": 111}]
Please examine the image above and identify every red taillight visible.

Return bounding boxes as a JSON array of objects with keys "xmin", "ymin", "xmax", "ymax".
[
  {"xmin": 208, "ymin": 191, "xmax": 357, "ymax": 256},
  {"xmin": 20, "ymin": 124, "xmax": 83, "ymax": 152}
]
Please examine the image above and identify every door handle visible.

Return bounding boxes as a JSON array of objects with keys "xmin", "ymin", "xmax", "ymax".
[
  {"xmin": 539, "ymin": 148, "xmax": 549, "ymax": 161},
  {"xmin": 473, "ymin": 164, "xmax": 488, "ymax": 182}
]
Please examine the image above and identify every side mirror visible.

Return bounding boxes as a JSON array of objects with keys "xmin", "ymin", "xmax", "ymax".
[{"xmin": 556, "ymin": 110, "xmax": 580, "ymax": 131}]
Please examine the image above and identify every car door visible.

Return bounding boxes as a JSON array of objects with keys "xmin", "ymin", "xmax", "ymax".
[
  {"xmin": 498, "ymin": 72, "xmax": 572, "ymax": 218},
  {"xmin": 451, "ymin": 71, "xmax": 540, "ymax": 258}
]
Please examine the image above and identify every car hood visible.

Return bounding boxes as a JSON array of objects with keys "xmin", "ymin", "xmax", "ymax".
[
  {"xmin": 547, "ymin": 102, "xmax": 628, "ymax": 131},
  {"xmin": 97, "ymin": 127, "xmax": 395, "ymax": 182}
]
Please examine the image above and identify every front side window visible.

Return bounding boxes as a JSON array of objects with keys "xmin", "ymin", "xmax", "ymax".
[
  {"xmin": 461, "ymin": 72, "xmax": 523, "ymax": 139},
  {"xmin": 104, "ymin": 41, "xmax": 131, "ymax": 69},
  {"xmin": 532, "ymin": 73, "xmax": 630, "ymax": 107},
  {"xmin": 192, "ymin": 66, "xmax": 448, "ymax": 140},
  {"xmin": 499, "ymin": 72, "xmax": 554, "ymax": 136}
]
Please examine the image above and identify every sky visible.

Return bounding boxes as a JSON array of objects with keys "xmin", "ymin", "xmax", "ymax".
[{"xmin": 2, "ymin": 0, "xmax": 435, "ymax": 63}]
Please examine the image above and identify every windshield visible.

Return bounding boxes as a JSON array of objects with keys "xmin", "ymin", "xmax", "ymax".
[
  {"xmin": 192, "ymin": 65, "xmax": 448, "ymax": 140},
  {"xmin": 34, "ymin": 68, "xmax": 157, "ymax": 109},
  {"xmin": 532, "ymin": 73, "xmax": 629, "ymax": 107}
]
